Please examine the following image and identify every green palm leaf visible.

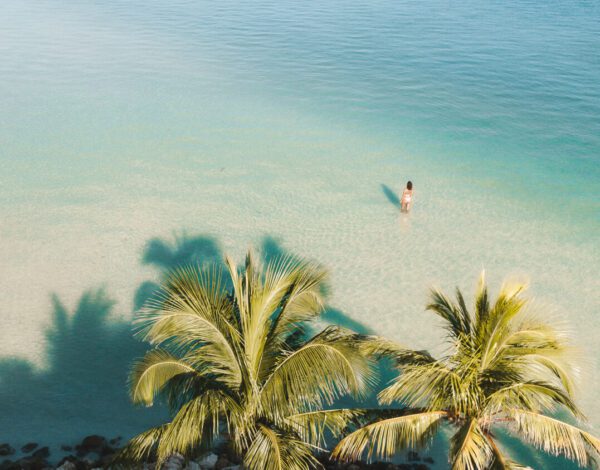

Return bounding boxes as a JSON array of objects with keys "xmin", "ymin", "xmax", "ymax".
[
  {"xmin": 508, "ymin": 409, "xmax": 600, "ymax": 467},
  {"xmin": 129, "ymin": 349, "xmax": 196, "ymax": 406},
  {"xmin": 331, "ymin": 274, "xmax": 599, "ymax": 470},
  {"xmin": 331, "ymin": 410, "xmax": 446, "ymax": 462},
  {"xmin": 450, "ymin": 419, "xmax": 493, "ymax": 470},
  {"xmin": 286, "ymin": 408, "xmax": 365, "ymax": 447},
  {"xmin": 260, "ymin": 326, "xmax": 374, "ymax": 413},
  {"xmin": 244, "ymin": 425, "xmax": 319, "ymax": 470}
]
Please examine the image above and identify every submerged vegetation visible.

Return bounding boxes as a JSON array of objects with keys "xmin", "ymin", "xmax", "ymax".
[{"xmin": 120, "ymin": 253, "xmax": 600, "ymax": 470}]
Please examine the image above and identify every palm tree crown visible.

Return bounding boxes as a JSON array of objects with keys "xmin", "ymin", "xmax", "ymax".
[
  {"xmin": 119, "ymin": 251, "xmax": 374, "ymax": 469},
  {"xmin": 333, "ymin": 274, "xmax": 600, "ymax": 469}
]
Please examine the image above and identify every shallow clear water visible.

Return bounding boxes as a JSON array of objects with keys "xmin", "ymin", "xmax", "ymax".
[{"xmin": 1, "ymin": 0, "xmax": 599, "ymax": 467}]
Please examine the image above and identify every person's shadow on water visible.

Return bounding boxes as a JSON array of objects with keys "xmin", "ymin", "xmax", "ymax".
[{"xmin": 381, "ymin": 183, "xmax": 401, "ymax": 209}]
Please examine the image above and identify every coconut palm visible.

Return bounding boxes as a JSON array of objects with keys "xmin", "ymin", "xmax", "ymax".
[
  {"xmin": 332, "ymin": 275, "xmax": 600, "ymax": 469},
  {"xmin": 117, "ymin": 251, "xmax": 377, "ymax": 469}
]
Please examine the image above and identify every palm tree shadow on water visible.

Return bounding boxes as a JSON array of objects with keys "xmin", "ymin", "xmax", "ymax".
[
  {"xmin": 134, "ymin": 234, "xmax": 222, "ymax": 310},
  {"xmin": 0, "ymin": 232, "xmax": 577, "ymax": 468},
  {"xmin": 0, "ymin": 233, "xmax": 368, "ymax": 451},
  {"xmin": 0, "ymin": 290, "xmax": 168, "ymax": 452},
  {"xmin": 0, "ymin": 233, "xmax": 223, "ymax": 456}
]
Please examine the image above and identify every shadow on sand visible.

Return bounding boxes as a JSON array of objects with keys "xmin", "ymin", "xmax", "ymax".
[
  {"xmin": 0, "ymin": 232, "xmax": 581, "ymax": 469},
  {"xmin": 0, "ymin": 233, "xmax": 375, "ymax": 454},
  {"xmin": 0, "ymin": 233, "xmax": 223, "ymax": 454},
  {"xmin": 0, "ymin": 290, "xmax": 167, "ymax": 451}
]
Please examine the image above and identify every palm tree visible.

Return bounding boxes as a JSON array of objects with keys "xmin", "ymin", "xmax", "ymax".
[
  {"xmin": 117, "ymin": 251, "xmax": 376, "ymax": 469},
  {"xmin": 332, "ymin": 274, "xmax": 600, "ymax": 469}
]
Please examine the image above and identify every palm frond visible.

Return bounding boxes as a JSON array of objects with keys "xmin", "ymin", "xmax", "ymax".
[
  {"xmin": 135, "ymin": 265, "xmax": 243, "ymax": 387},
  {"xmin": 427, "ymin": 288, "xmax": 472, "ymax": 340},
  {"xmin": 486, "ymin": 434, "xmax": 528, "ymax": 470},
  {"xmin": 112, "ymin": 424, "xmax": 167, "ymax": 464},
  {"xmin": 449, "ymin": 419, "xmax": 493, "ymax": 470},
  {"xmin": 156, "ymin": 389, "xmax": 241, "ymax": 464},
  {"xmin": 507, "ymin": 409, "xmax": 600, "ymax": 467},
  {"xmin": 260, "ymin": 326, "xmax": 374, "ymax": 414},
  {"xmin": 286, "ymin": 409, "xmax": 366, "ymax": 447},
  {"xmin": 359, "ymin": 336, "xmax": 434, "ymax": 367},
  {"xmin": 244, "ymin": 424, "xmax": 320, "ymax": 470},
  {"xmin": 129, "ymin": 349, "xmax": 196, "ymax": 406},
  {"xmin": 331, "ymin": 410, "xmax": 446, "ymax": 462},
  {"xmin": 479, "ymin": 281, "xmax": 528, "ymax": 370},
  {"xmin": 474, "ymin": 271, "xmax": 490, "ymax": 339},
  {"xmin": 484, "ymin": 381, "xmax": 580, "ymax": 418},
  {"xmin": 378, "ymin": 362, "xmax": 464, "ymax": 412},
  {"xmin": 268, "ymin": 257, "xmax": 328, "ymax": 339}
]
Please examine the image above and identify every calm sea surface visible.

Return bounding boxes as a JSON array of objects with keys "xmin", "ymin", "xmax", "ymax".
[{"xmin": 1, "ymin": 0, "xmax": 599, "ymax": 467}]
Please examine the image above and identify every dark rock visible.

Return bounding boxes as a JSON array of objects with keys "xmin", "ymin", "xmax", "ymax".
[
  {"xmin": 100, "ymin": 453, "xmax": 117, "ymax": 467},
  {"xmin": 215, "ymin": 455, "xmax": 232, "ymax": 469},
  {"xmin": 108, "ymin": 436, "xmax": 122, "ymax": 446},
  {"xmin": 56, "ymin": 456, "xmax": 88, "ymax": 470},
  {"xmin": 0, "ymin": 446, "xmax": 14, "ymax": 457},
  {"xmin": 368, "ymin": 463, "xmax": 391, "ymax": 470},
  {"xmin": 56, "ymin": 462, "xmax": 77, "ymax": 470},
  {"xmin": 411, "ymin": 465, "xmax": 429, "ymax": 470},
  {"xmin": 61, "ymin": 445, "xmax": 73, "ymax": 452},
  {"xmin": 21, "ymin": 443, "xmax": 38, "ymax": 453},
  {"xmin": 100, "ymin": 445, "xmax": 116, "ymax": 457},
  {"xmin": 31, "ymin": 447, "xmax": 50, "ymax": 459},
  {"xmin": 12, "ymin": 457, "xmax": 48, "ymax": 470},
  {"xmin": 163, "ymin": 453, "xmax": 185, "ymax": 470},
  {"xmin": 79, "ymin": 435, "xmax": 107, "ymax": 454},
  {"xmin": 407, "ymin": 451, "xmax": 420, "ymax": 462},
  {"xmin": 0, "ymin": 460, "xmax": 15, "ymax": 470},
  {"xmin": 423, "ymin": 457, "xmax": 434, "ymax": 464}
]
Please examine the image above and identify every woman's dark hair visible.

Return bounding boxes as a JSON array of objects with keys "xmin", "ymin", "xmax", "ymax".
[{"xmin": 407, "ymin": 181, "xmax": 413, "ymax": 190}]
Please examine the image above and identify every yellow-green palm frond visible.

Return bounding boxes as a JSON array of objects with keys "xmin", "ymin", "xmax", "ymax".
[
  {"xmin": 450, "ymin": 419, "xmax": 493, "ymax": 470},
  {"xmin": 260, "ymin": 326, "xmax": 375, "ymax": 414},
  {"xmin": 143, "ymin": 264, "xmax": 238, "ymax": 337},
  {"xmin": 507, "ymin": 409, "xmax": 600, "ymax": 467},
  {"xmin": 244, "ymin": 424, "xmax": 320, "ymax": 470},
  {"xmin": 129, "ymin": 349, "xmax": 197, "ymax": 406},
  {"xmin": 478, "ymin": 280, "xmax": 528, "ymax": 370},
  {"xmin": 135, "ymin": 266, "xmax": 243, "ymax": 388},
  {"xmin": 486, "ymin": 434, "xmax": 528, "ymax": 470},
  {"xmin": 267, "ymin": 257, "xmax": 328, "ymax": 338},
  {"xmin": 359, "ymin": 336, "xmax": 434, "ymax": 367},
  {"xmin": 474, "ymin": 271, "xmax": 490, "ymax": 335},
  {"xmin": 496, "ymin": 322, "xmax": 581, "ymax": 397},
  {"xmin": 112, "ymin": 424, "xmax": 167, "ymax": 465},
  {"xmin": 156, "ymin": 389, "xmax": 242, "ymax": 464},
  {"xmin": 246, "ymin": 253, "xmax": 328, "ymax": 386},
  {"xmin": 378, "ymin": 362, "xmax": 463, "ymax": 412},
  {"xmin": 331, "ymin": 410, "xmax": 446, "ymax": 462},
  {"xmin": 285, "ymin": 409, "xmax": 365, "ymax": 447},
  {"xmin": 427, "ymin": 288, "xmax": 473, "ymax": 341},
  {"xmin": 484, "ymin": 381, "xmax": 581, "ymax": 418}
]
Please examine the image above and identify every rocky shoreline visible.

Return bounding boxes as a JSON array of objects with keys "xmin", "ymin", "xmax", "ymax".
[{"xmin": 0, "ymin": 436, "xmax": 436, "ymax": 470}]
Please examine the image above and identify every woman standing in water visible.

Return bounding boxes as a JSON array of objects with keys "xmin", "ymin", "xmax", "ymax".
[{"xmin": 400, "ymin": 181, "xmax": 413, "ymax": 212}]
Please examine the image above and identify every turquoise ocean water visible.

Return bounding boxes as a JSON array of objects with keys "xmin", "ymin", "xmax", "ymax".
[{"xmin": 1, "ymin": 0, "xmax": 599, "ymax": 467}]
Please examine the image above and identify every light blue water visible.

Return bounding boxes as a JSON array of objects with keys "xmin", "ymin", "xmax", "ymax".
[{"xmin": 1, "ymin": 0, "xmax": 599, "ymax": 467}]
